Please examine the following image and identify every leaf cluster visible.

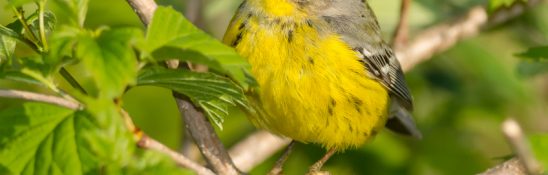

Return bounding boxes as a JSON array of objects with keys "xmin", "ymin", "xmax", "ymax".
[{"xmin": 0, "ymin": 0, "xmax": 253, "ymax": 174}]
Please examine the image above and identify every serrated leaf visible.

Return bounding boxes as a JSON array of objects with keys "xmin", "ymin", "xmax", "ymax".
[
  {"xmin": 142, "ymin": 6, "xmax": 254, "ymax": 89},
  {"xmin": 0, "ymin": 103, "xmax": 79, "ymax": 175},
  {"xmin": 137, "ymin": 67, "xmax": 250, "ymax": 128},
  {"xmin": 76, "ymin": 28, "xmax": 140, "ymax": 99},
  {"xmin": 26, "ymin": 10, "xmax": 57, "ymax": 39}
]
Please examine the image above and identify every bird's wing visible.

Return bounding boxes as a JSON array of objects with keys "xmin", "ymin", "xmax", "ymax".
[{"xmin": 318, "ymin": 0, "xmax": 420, "ymax": 138}]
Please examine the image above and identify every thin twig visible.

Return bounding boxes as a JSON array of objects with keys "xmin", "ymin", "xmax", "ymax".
[
  {"xmin": 229, "ymin": 131, "xmax": 291, "ymax": 172},
  {"xmin": 0, "ymin": 89, "xmax": 79, "ymax": 109},
  {"xmin": 501, "ymin": 119, "xmax": 542, "ymax": 174},
  {"xmin": 267, "ymin": 141, "xmax": 295, "ymax": 175},
  {"xmin": 396, "ymin": 0, "xmax": 543, "ymax": 71},
  {"xmin": 391, "ymin": 0, "xmax": 411, "ymax": 50},
  {"xmin": 137, "ymin": 133, "xmax": 216, "ymax": 175}
]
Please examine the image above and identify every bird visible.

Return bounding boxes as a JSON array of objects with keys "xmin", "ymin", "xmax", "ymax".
[{"xmin": 223, "ymin": 0, "xmax": 421, "ymax": 173}]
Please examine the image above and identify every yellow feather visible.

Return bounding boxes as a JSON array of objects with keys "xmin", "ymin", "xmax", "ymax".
[{"xmin": 223, "ymin": 0, "xmax": 390, "ymax": 151}]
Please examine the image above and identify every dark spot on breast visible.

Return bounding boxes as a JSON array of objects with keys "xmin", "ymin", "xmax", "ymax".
[
  {"xmin": 287, "ymin": 30, "xmax": 293, "ymax": 42},
  {"xmin": 308, "ymin": 57, "xmax": 314, "ymax": 65},
  {"xmin": 232, "ymin": 32, "xmax": 243, "ymax": 46},
  {"xmin": 328, "ymin": 97, "xmax": 336, "ymax": 115},
  {"xmin": 238, "ymin": 21, "xmax": 247, "ymax": 30},
  {"xmin": 343, "ymin": 117, "xmax": 353, "ymax": 132},
  {"xmin": 351, "ymin": 96, "xmax": 363, "ymax": 114},
  {"xmin": 361, "ymin": 14, "xmax": 365, "ymax": 18},
  {"xmin": 328, "ymin": 104, "xmax": 334, "ymax": 115}
]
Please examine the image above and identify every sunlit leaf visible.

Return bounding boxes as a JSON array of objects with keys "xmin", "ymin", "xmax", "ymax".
[
  {"xmin": 141, "ymin": 6, "xmax": 254, "ymax": 89},
  {"xmin": 26, "ymin": 11, "xmax": 57, "ymax": 39},
  {"xmin": 0, "ymin": 103, "xmax": 79, "ymax": 175},
  {"xmin": 137, "ymin": 67, "xmax": 250, "ymax": 128},
  {"xmin": 76, "ymin": 28, "xmax": 141, "ymax": 98}
]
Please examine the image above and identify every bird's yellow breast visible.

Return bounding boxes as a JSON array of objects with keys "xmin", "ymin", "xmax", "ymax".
[{"xmin": 224, "ymin": 12, "xmax": 390, "ymax": 150}]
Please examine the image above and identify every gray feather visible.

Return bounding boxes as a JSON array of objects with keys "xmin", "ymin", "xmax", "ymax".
[{"xmin": 313, "ymin": 0, "xmax": 420, "ymax": 138}]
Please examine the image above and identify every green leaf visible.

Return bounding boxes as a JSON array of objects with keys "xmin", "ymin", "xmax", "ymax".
[
  {"xmin": 142, "ymin": 6, "xmax": 254, "ymax": 89},
  {"xmin": 6, "ymin": 0, "xmax": 38, "ymax": 7},
  {"xmin": 50, "ymin": 0, "xmax": 89, "ymax": 27},
  {"xmin": 489, "ymin": 0, "xmax": 526, "ymax": 10},
  {"xmin": 0, "ymin": 25, "xmax": 26, "ymax": 45},
  {"xmin": 76, "ymin": 28, "xmax": 141, "ymax": 98},
  {"xmin": 26, "ymin": 10, "xmax": 57, "ymax": 39},
  {"xmin": 0, "ymin": 34, "xmax": 16, "ymax": 66},
  {"xmin": 529, "ymin": 134, "xmax": 548, "ymax": 172},
  {"xmin": 0, "ymin": 103, "xmax": 79, "ymax": 175},
  {"xmin": 137, "ymin": 67, "xmax": 251, "ymax": 128},
  {"xmin": 516, "ymin": 46, "xmax": 548, "ymax": 61}
]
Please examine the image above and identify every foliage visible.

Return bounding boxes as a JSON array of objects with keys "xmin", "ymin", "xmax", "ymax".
[
  {"xmin": 0, "ymin": 0, "xmax": 251, "ymax": 174},
  {"xmin": 489, "ymin": 0, "xmax": 527, "ymax": 10},
  {"xmin": 0, "ymin": 0, "xmax": 547, "ymax": 175}
]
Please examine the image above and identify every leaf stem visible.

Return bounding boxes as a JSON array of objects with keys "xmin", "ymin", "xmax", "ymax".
[
  {"xmin": 59, "ymin": 67, "xmax": 88, "ymax": 95},
  {"xmin": 38, "ymin": 0, "xmax": 49, "ymax": 51},
  {"xmin": 12, "ymin": 7, "xmax": 42, "ymax": 51}
]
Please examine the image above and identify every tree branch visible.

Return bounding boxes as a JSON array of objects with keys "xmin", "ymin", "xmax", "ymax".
[
  {"xmin": 126, "ymin": 0, "xmax": 240, "ymax": 174},
  {"xmin": 391, "ymin": 0, "xmax": 412, "ymax": 50},
  {"xmin": 229, "ymin": 131, "xmax": 291, "ymax": 172},
  {"xmin": 137, "ymin": 134, "xmax": 215, "ymax": 175},
  {"xmin": 174, "ymin": 97, "xmax": 240, "ymax": 174},
  {"xmin": 479, "ymin": 158, "xmax": 527, "ymax": 175},
  {"xmin": 397, "ymin": 0, "xmax": 543, "ymax": 71}
]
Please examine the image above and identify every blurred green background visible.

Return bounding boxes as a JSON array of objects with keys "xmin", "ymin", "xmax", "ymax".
[{"xmin": 1, "ymin": 0, "xmax": 547, "ymax": 174}]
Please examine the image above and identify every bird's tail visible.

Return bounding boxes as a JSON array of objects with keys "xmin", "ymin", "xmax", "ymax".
[{"xmin": 385, "ymin": 99, "xmax": 422, "ymax": 139}]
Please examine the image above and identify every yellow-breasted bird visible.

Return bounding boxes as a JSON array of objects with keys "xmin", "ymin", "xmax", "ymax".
[{"xmin": 223, "ymin": 0, "xmax": 421, "ymax": 173}]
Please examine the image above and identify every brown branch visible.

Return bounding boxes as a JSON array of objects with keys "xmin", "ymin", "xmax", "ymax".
[
  {"xmin": 126, "ymin": 0, "xmax": 240, "ymax": 174},
  {"xmin": 174, "ymin": 97, "xmax": 240, "ymax": 174},
  {"xmin": 397, "ymin": 0, "xmax": 543, "ymax": 72},
  {"xmin": 391, "ymin": 0, "xmax": 412, "ymax": 50},
  {"xmin": 126, "ymin": 0, "xmax": 156, "ymax": 25},
  {"xmin": 479, "ymin": 158, "xmax": 527, "ymax": 175},
  {"xmin": 137, "ymin": 134, "xmax": 215, "ymax": 175},
  {"xmin": 0, "ymin": 89, "xmax": 79, "ymax": 109},
  {"xmin": 229, "ymin": 131, "xmax": 291, "ymax": 172}
]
